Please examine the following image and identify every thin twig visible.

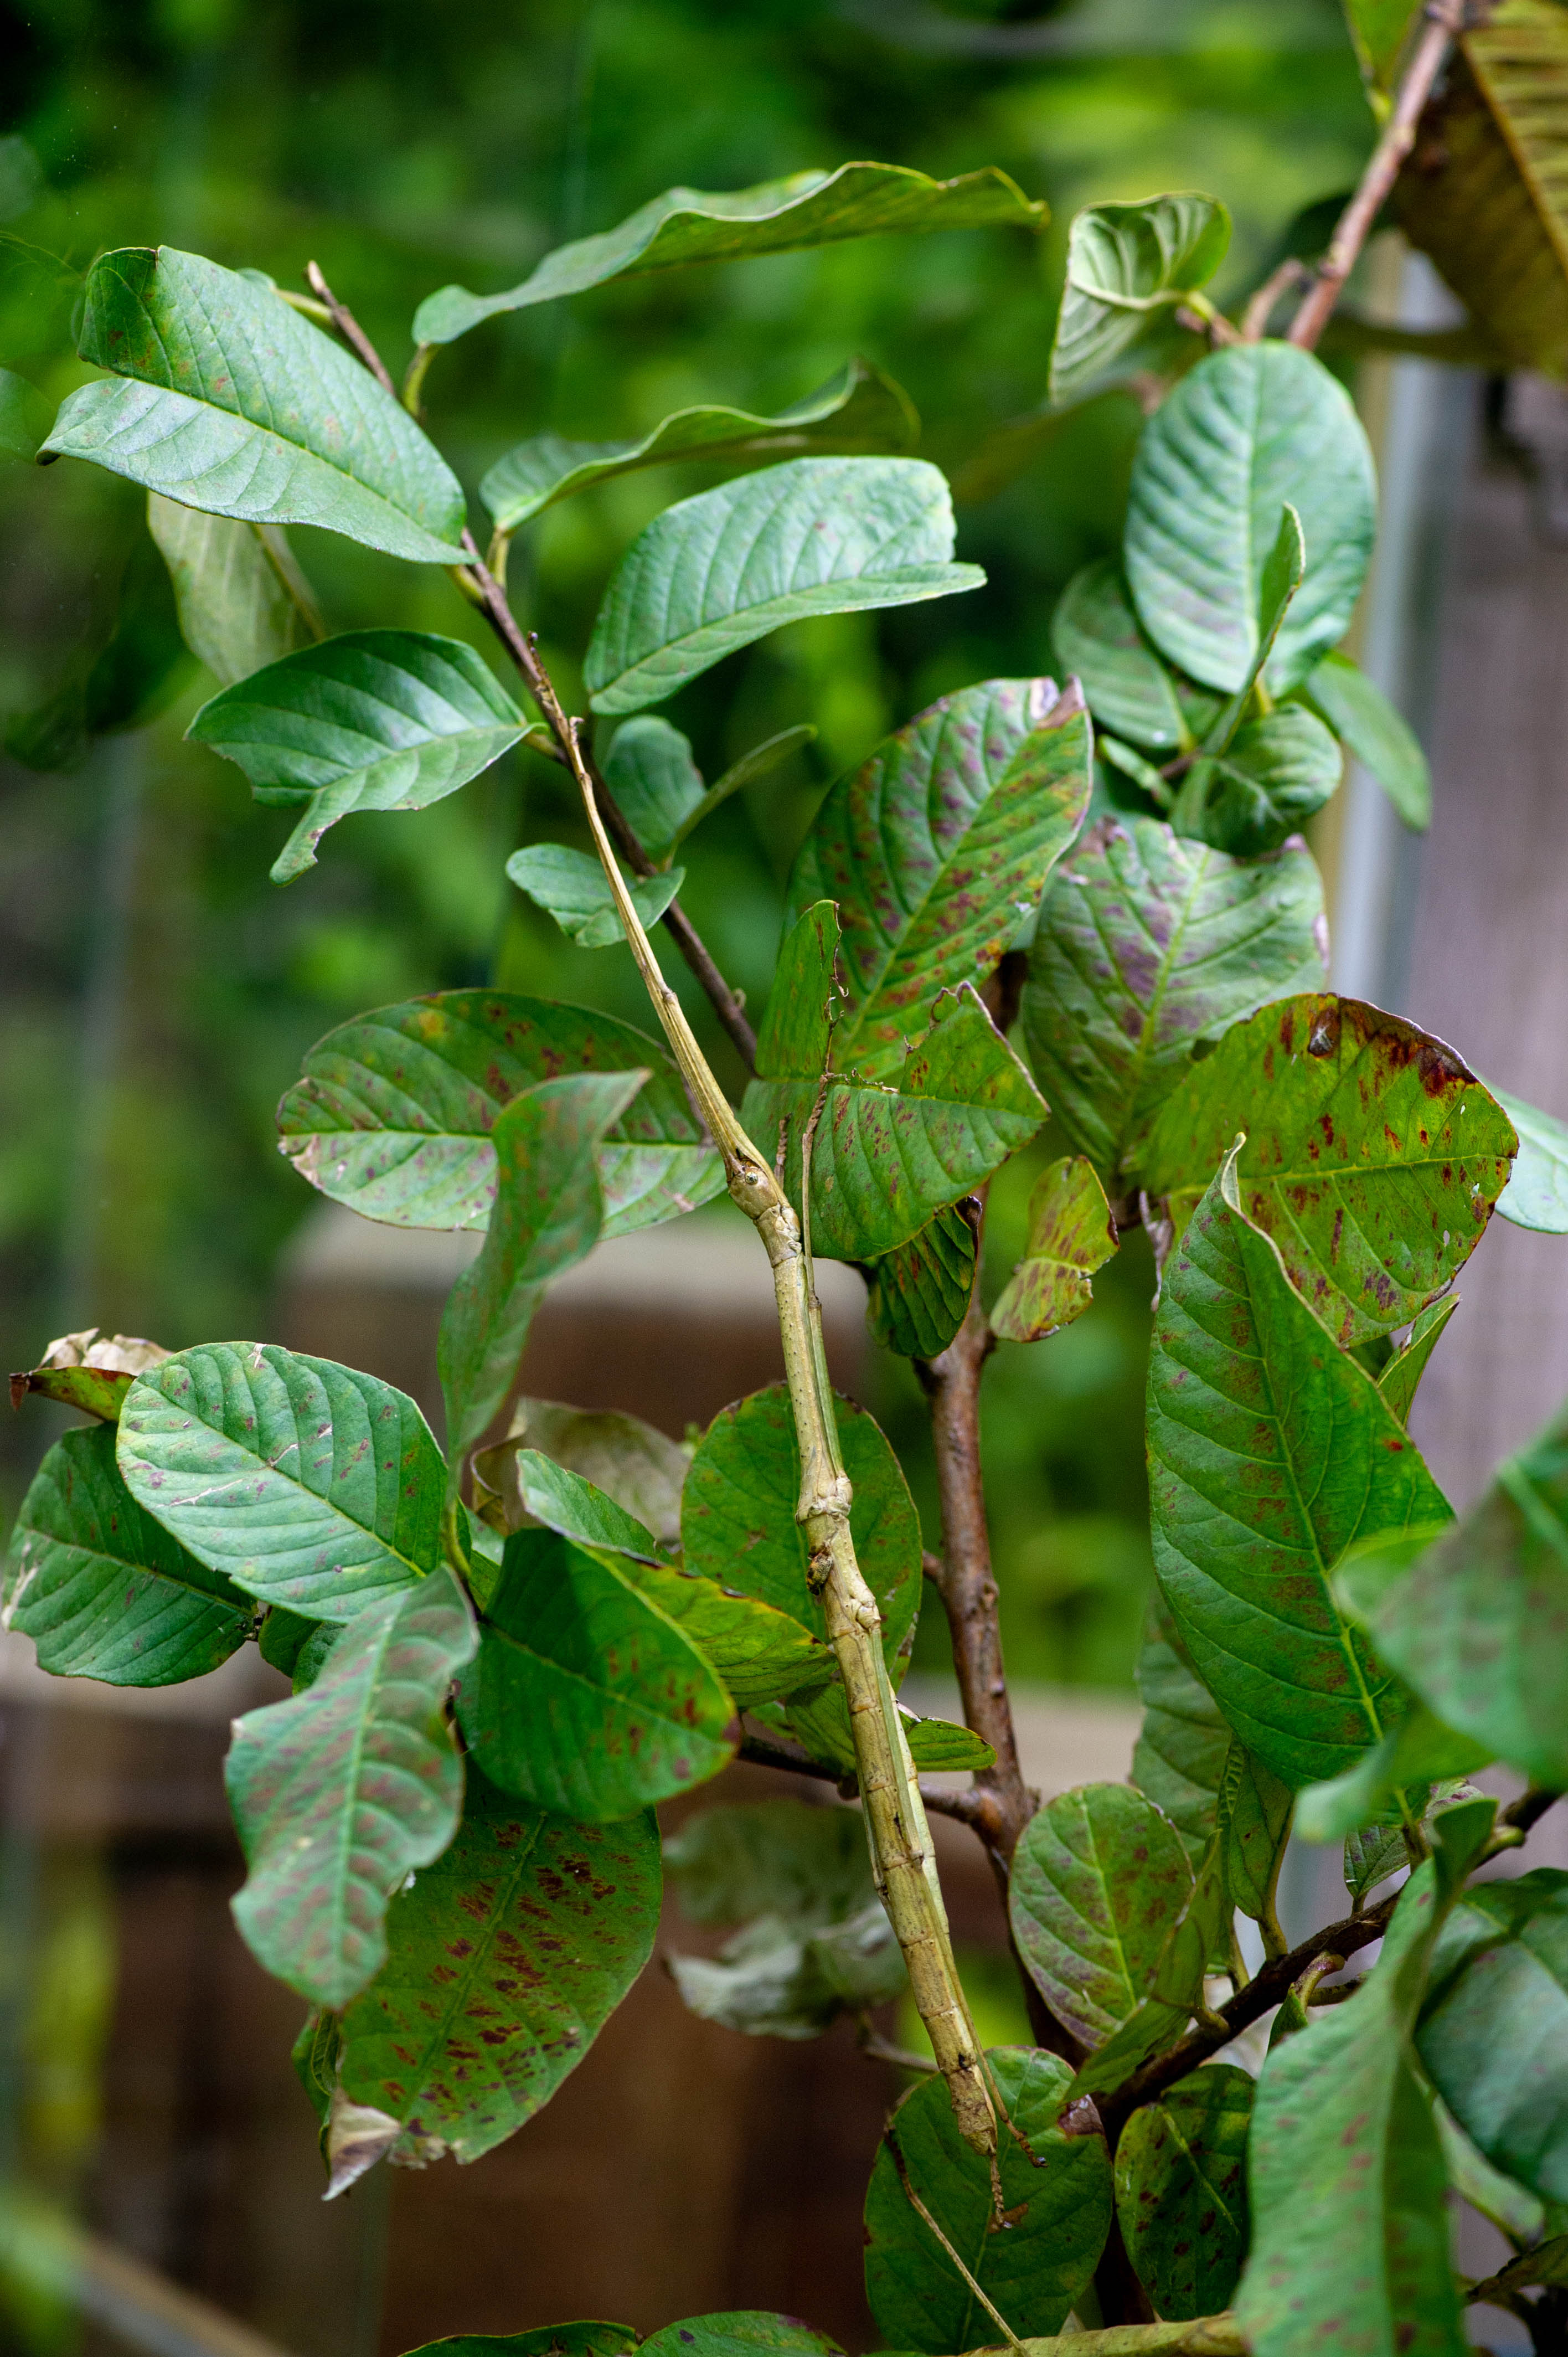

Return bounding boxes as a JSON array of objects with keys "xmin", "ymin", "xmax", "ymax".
[
  {"xmin": 856, "ymin": 2015, "xmax": 939, "ymax": 2075},
  {"xmin": 886, "ymin": 2128, "xmax": 1027, "ymax": 2355},
  {"xmin": 735, "ymin": 1731, "xmax": 1000, "ymax": 1827},
  {"xmin": 305, "ymin": 262, "xmax": 399, "ymax": 398},
  {"xmin": 1240, "ymin": 256, "xmax": 1309, "ymax": 342},
  {"xmin": 1285, "ymin": 0, "xmax": 1468, "ymax": 352}
]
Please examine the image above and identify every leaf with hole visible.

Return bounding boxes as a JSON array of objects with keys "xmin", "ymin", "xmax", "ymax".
[
  {"xmin": 1050, "ymin": 194, "xmax": 1231, "ymax": 404},
  {"xmin": 117, "ymin": 1344, "xmax": 444, "ymax": 1621},
  {"xmin": 43, "ymin": 248, "xmax": 467, "ymax": 562},
  {"xmin": 1009, "ymin": 1783, "xmax": 1194, "ymax": 2049},
  {"xmin": 584, "ymin": 457, "xmax": 983, "ymax": 715},
  {"xmin": 990, "ymin": 1156, "xmax": 1117, "ymax": 1344},
  {"xmin": 226, "ymin": 1566, "xmax": 474, "ymax": 2008},
  {"xmin": 1301, "ymin": 651, "xmax": 1430, "ymax": 832},
  {"xmin": 414, "ymin": 162, "xmax": 1045, "ymax": 344},
  {"xmin": 1115, "ymin": 2065, "xmax": 1253, "ymax": 2321},
  {"xmin": 147, "ymin": 494, "xmax": 322, "ymax": 687},
  {"xmin": 506, "ymin": 844, "xmax": 684, "ymax": 948}
]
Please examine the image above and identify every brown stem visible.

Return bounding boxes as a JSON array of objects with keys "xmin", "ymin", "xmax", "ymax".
[
  {"xmin": 1285, "ymin": 0, "xmax": 1468, "ymax": 352},
  {"xmin": 1240, "ymin": 256, "xmax": 1310, "ymax": 342},
  {"xmin": 306, "ymin": 261, "xmax": 399, "ymax": 399},
  {"xmin": 1503, "ymin": 1785, "xmax": 1561, "ymax": 1835}
]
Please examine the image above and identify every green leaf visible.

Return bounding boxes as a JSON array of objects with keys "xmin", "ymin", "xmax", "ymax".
[
  {"xmin": 480, "ymin": 359, "xmax": 919, "ymax": 532},
  {"xmin": 602, "ymin": 717, "xmax": 706, "ymax": 861},
  {"xmin": 1343, "ymin": 0, "xmax": 1422, "ymax": 93},
  {"xmin": 455, "ymin": 1528, "xmax": 735, "ymax": 1819},
  {"xmin": 1124, "ymin": 342, "xmax": 1376, "ymax": 694},
  {"xmin": 1009, "ymin": 1783, "xmax": 1194, "ymax": 2049},
  {"xmin": 1436, "ymin": 2099, "xmax": 1547, "ymax": 2249},
  {"xmin": 259, "ymin": 1604, "xmax": 338, "ymax": 1692},
  {"xmin": 1050, "ymin": 194, "xmax": 1231, "ymax": 404},
  {"xmin": 1348, "ymin": 1394, "xmax": 1568, "ymax": 1786},
  {"xmin": 186, "ymin": 631, "xmax": 524, "ymax": 884},
  {"xmin": 1235, "ymin": 1802, "xmax": 1498, "ymax": 2357},
  {"xmin": 398, "ymin": 2328, "xmax": 638, "ymax": 2357},
  {"xmin": 506, "ymin": 843, "xmax": 684, "ymax": 948},
  {"xmin": 1131, "ymin": 1593, "xmax": 1230, "ymax": 1864},
  {"xmin": 1143, "ymin": 994, "xmax": 1517, "ymax": 1347},
  {"xmin": 899, "ymin": 1711, "xmax": 994, "ymax": 1772},
  {"xmin": 43, "ymin": 248, "xmax": 468, "ymax": 563},
  {"xmin": 1493, "ymin": 1088, "xmax": 1568, "ymax": 1232},
  {"xmin": 1020, "ymin": 815, "xmax": 1328, "ymax": 1183},
  {"xmin": 0, "ymin": 366, "xmax": 55, "ymax": 461},
  {"xmin": 438, "ymin": 1073, "xmax": 646, "ymax": 1470},
  {"xmin": 8, "ymin": 1326, "xmax": 171, "ymax": 1423},
  {"xmin": 782, "ymin": 678, "xmax": 1092, "ymax": 1080},
  {"xmin": 4, "ymin": 1424, "xmax": 252, "ymax": 1686},
  {"xmin": 226, "ymin": 1567, "xmax": 474, "ymax": 2008},
  {"xmin": 641, "ymin": 2320, "xmax": 843, "ymax": 2357},
  {"xmin": 863, "ymin": 2046, "xmax": 1112, "ymax": 2353},
  {"xmin": 1052, "ymin": 559, "xmax": 1207, "ymax": 753},
  {"xmin": 1417, "ymin": 1870, "xmax": 1568, "ymax": 2204},
  {"xmin": 1171, "ymin": 705, "xmax": 1343, "ymax": 858},
  {"xmin": 864, "ymin": 1206, "xmax": 978, "ymax": 1360},
  {"xmin": 666, "ymin": 1799, "xmax": 904, "ymax": 2037},
  {"xmin": 1217, "ymin": 1740, "xmax": 1293, "ymax": 1927},
  {"xmin": 414, "ymin": 163, "xmax": 1045, "ymax": 344},
  {"xmin": 1115, "ymin": 2066, "xmax": 1253, "ymax": 2321},
  {"xmin": 117, "ymin": 1344, "xmax": 444, "ymax": 1621},
  {"xmin": 1302, "ymin": 650, "xmax": 1431, "ymax": 832},
  {"xmin": 511, "ymin": 1451, "xmax": 667, "ymax": 1558},
  {"xmin": 584, "ymin": 457, "xmax": 983, "ymax": 716},
  {"xmin": 1345, "ymin": 1821, "xmax": 1413, "ymax": 1910},
  {"xmin": 277, "ymin": 991, "xmax": 723, "ymax": 1241},
  {"xmin": 1191, "ymin": 502, "xmax": 1307, "ymax": 759},
  {"xmin": 990, "ymin": 1156, "xmax": 1117, "ymax": 1344},
  {"xmin": 1148, "ymin": 1156, "xmax": 1451, "ymax": 1788},
  {"xmin": 147, "ymin": 493, "xmax": 322, "ymax": 687},
  {"xmin": 331, "ymin": 1771, "xmax": 659, "ymax": 2176},
  {"xmin": 473, "ymin": 1397, "xmax": 689, "ymax": 1550},
  {"xmin": 1378, "ymin": 1294, "xmax": 1459, "ymax": 1425}
]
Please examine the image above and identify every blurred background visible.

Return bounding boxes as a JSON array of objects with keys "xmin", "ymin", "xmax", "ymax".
[{"xmin": 2, "ymin": 0, "xmax": 1567, "ymax": 2352}]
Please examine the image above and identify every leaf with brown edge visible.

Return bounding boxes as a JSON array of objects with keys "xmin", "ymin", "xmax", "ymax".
[
  {"xmin": 10, "ymin": 1326, "xmax": 172, "ymax": 1421},
  {"xmin": 990, "ymin": 1156, "xmax": 1117, "ymax": 1344},
  {"xmin": 1143, "ymin": 993, "xmax": 1516, "ymax": 1347}
]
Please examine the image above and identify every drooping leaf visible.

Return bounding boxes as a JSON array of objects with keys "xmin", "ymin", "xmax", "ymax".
[
  {"xmin": 259, "ymin": 1604, "xmax": 339, "ymax": 1693},
  {"xmin": 117, "ymin": 1344, "xmax": 444, "ymax": 1621},
  {"xmin": 1301, "ymin": 650, "xmax": 1431, "ymax": 832},
  {"xmin": 413, "ymin": 163, "xmax": 1045, "ymax": 344},
  {"xmin": 1143, "ymin": 994, "xmax": 1516, "ymax": 1347},
  {"xmin": 864, "ymin": 1204, "xmax": 978, "ymax": 1360},
  {"xmin": 479, "ymin": 359, "xmax": 919, "ymax": 531},
  {"xmin": 42, "ymin": 248, "xmax": 468, "ymax": 562},
  {"xmin": 1049, "ymin": 194, "xmax": 1231, "ymax": 404},
  {"xmin": 277, "ymin": 991, "xmax": 723, "ymax": 1240},
  {"xmin": 1170, "ymin": 704, "xmax": 1343, "ymax": 858},
  {"xmin": 601, "ymin": 718, "xmax": 706, "ymax": 861},
  {"xmin": 1123, "ymin": 342, "xmax": 1376, "ymax": 694},
  {"xmin": 665, "ymin": 1800, "xmax": 904, "ymax": 2038},
  {"xmin": 226, "ymin": 1567, "xmax": 474, "ymax": 2009},
  {"xmin": 1115, "ymin": 2066, "xmax": 1254, "ymax": 2321},
  {"xmin": 782, "ymin": 677, "xmax": 1092, "ymax": 1081},
  {"xmin": 1148, "ymin": 1156, "xmax": 1450, "ymax": 1789},
  {"xmin": 455, "ymin": 1528, "xmax": 735, "ymax": 1820},
  {"xmin": 147, "ymin": 493, "xmax": 322, "ymax": 686},
  {"xmin": 187, "ymin": 632, "xmax": 525, "ymax": 883},
  {"xmin": 9, "ymin": 1326, "xmax": 171, "ymax": 1422},
  {"xmin": 1131, "ymin": 1592, "xmax": 1230, "ymax": 1864},
  {"xmin": 1377, "ymin": 1294, "xmax": 1459, "ymax": 1425},
  {"xmin": 989, "ymin": 1156, "xmax": 1117, "ymax": 1344},
  {"xmin": 583, "ymin": 457, "xmax": 983, "ymax": 716},
  {"xmin": 330, "ymin": 1771, "xmax": 659, "ymax": 2176},
  {"xmin": 438, "ymin": 1073, "xmax": 646, "ymax": 1471},
  {"xmin": 1052, "ymin": 559, "xmax": 1219, "ymax": 753},
  {"xmin": 1020, "ymin": 816, "xmax": 1327, "ymax": 1184},
  {"xmin": 863, "ymin": 2046, "xmax": 1112, "ymax": 2354},
  {"xmin": 505, "ymin": 843, "xmax": 684, "ymax": 947},
  {"xmin": 1235, "ymin": 1801, "xmax": 1498, "ymax": 2357},
  {"xmin": 1417, "ymin": 1871, "xmax": 1568, "ymax": 2204},
  {"xmin": 1436, "ymin": 2101, "xmax": 1548, "ymax": 2250},
  {"xmin": 1216, "ymin": 1739, "xmax": 1293, "ymax": 1929},
  {"xmin": 473, "ymin": 1397, "xmax": 689, "ymax": 1550},
  {"xmin": 1009, "ymin": 1783, "xmax": 1194, "ymax": 2049},
  {"xmin": 1493, "ymin": 1088, "xmax": 1568, "ymax": 1232},
  {"xmin": 0, "ymin": 367, "xmax": 55, "ymax": 461},
  {"xmin": 398, "ymin": 2327, "xmax": 639, "ymax": 2357},
  {"xmin": 3, "ymin": 1424, "xmax": 252, "ymax": 1686}
]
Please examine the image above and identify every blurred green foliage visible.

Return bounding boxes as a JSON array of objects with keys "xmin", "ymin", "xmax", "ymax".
[{"xmin": 0, "ymin": 0, "xmax": 1373, "ymax": 1685}]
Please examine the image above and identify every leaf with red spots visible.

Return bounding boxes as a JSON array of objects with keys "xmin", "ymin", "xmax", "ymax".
[
  {"xmin": 1144, "ymin": 992, "xmax": 1516, "ymax": 1347},
  {"xmin": 1115, "ymin": 2065, "xmax": 1252, "ymax": 2320},
  {"xmin": 331, "ymin": 1769, "xmax": 659, "ymax": 2173},
  {"xmin": 1009, "ymin": 1783, "xmax": 1194, "ymax": 2049}
]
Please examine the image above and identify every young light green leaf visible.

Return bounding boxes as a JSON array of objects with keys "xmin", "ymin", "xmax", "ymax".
[
  {"xmin": 226, "ymin": 1566, "xmax": 474, "ymax": 2009},
  {"xmin": 864, "ymin": 1205, "xmax": 978, "ymax": 1360},
  {"xmin": 1417, "ymin": 1870, "xmax": 1568, "ymax": 2204},
  {"xmin": 1143, "ymin": 994, "xmax": 1517, "ymax": 1347},
  {"xmin": 1493, "ymin": 1087, "xmax": 1568, "ymax": 1232},
  {"xmin": 1115, "ymin": 2066, "xmax": 1253, "ymax": 2321},
  {"xmin": 438, "ymin": 1072, "xmax": 646, "ymax": 1470},
  {"xmin": 147, "ymin": 494, "xmax": 322, "ymax": 686},
  {"xmin": 1100, "ymin": 735, "xmax": 1173, "ymax": 803},
  {"xmin": 1131, "ymin": 1592, "xmax": 1230, "ymax": 1864},
  {"xmin": 4, "ymin": 1424, "xmax": 252, "ymax": 1686},
  {"xmin": 277, "ymin": 990, "xmax": 723, "ymax": 1239},
  {"xmin": 1193, "ymin": 502, "xmax": 1307, "ymax": 759},
  {"xmin": 117, "ymin": 1344, "xmax": 444, "ymax": 1621},
  {"xmin": 9, "ymin": 1326, "xmax": 171, "ymax": 1423},
  {"xmin": 506, "ymin": 843, "xmax": 684, "ymax": 948},
  {"xmin": 1172, "ymin": 704, "xmax": 1343, "ymax": 858},
  {"xmin": 602, "ymin": 717, "xmax": 706, "ymax": 861},
  {"xmin": 989, "ymin": 1156, "xmax": 1118, "ymax": 1344},
  {"xmin": 1050, "ymin": 194, "xmax": 1231, "ymax": 404},
  {"xmin": 1149, "ymin": 1156, "xmax": 1450, "ymax": 1788},
  {"xmin": 863, "ymin": 2046, "xmax": 1112, "ymax": 2353},
  {"xmin": 1053, "ymin": 560, "xmax": 1198, "ymax": 752},
  {"xmin": 187, "ymin": 631, "xmax": 525, "ymax": 883},
  {"xmin": 331, "ymin": 1771, "xmax": 659, "ymax": 2173},
  {"xmin": 1302, "ymin": 650, "xmax": 1431, "ymax": 832},
  {"xmin": 1378, "ymin": 1294, "xmax": 1459, "ymax": 1425},
  {"xmin": 43, "ymin": 248, "xmax": 468, "ymax": 562},
  {"xmin": 583, "ymin": 457, "xmax": 983, "ymax": 716},
  {"xmin": 0, "ymin": 367, "xmax": 55, "ymax": 461},
  {"xmin": 455, "ymin": 1528, "xmax": 735, "ymax": 1819},
  {"xmin": 1125, "ymin": 342, "xmax": 1376, "ymax": 694},
  {"xmin": 1010, "ymin": 1784, "xmax": 1194, "ymax": 2047},
  {"xmin": 474, "ymin": 1397, "xmax": 689, "ymax": 1550},
  {"xmin": 480, "ymin": 358, "xmax": 919, "ymax": 531},
  {"xmin": 1020, "ymin": 816, "xmax": 1328, "ymax": 1183},
  {"xmin": 414, "ymin": 163, "xmax": 1045, "ymax": 344},
  {"xmin": 782, "ymin": 677, "xmax": 1092, "ymax": 1080}
]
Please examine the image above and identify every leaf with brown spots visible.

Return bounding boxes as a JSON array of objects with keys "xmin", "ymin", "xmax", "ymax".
[
  {"xmin": 989, "ymin": 1155, "xmax": 1118, "ymax": 1344},
  {"xmin": 1115, "ymin": 2065, "xmax": 1252, "ymax": 2320},
  {"xmin": 1009, "ymin": 1783, "xmax": 1194, "ymax": 2049},
  {"xmin": 1143, "ymin": 992, "xmax": 1516, "ymax": 1347},
  {"xmin": 332, "ymin": 1769, "xmax": 659, "ymax": 2175}
]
